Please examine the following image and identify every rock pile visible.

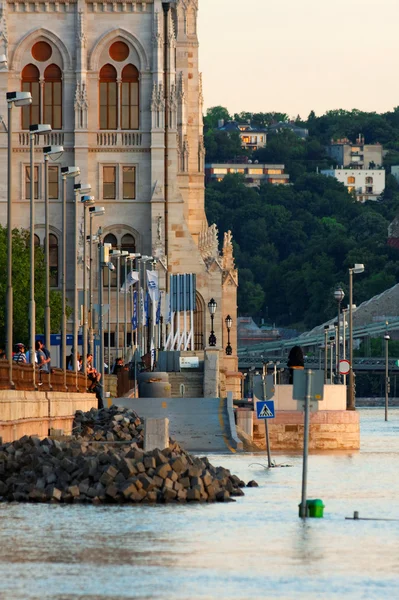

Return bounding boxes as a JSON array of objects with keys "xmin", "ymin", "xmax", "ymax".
[
  {"xmin": 73, "ymin": 405, "xmax": 144, "ymax": 446},
  {"xmin": 0, "ymin": 406, "xmax": 258, "ymax": 504}
]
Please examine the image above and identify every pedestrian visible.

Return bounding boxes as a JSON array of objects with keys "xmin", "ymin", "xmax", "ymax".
[
  {"xmin": 112, "ymin": 357, "xmax": 124, "ymax": 375},
  {"xmin": 287, "ymin": 345, "xmax": 304, "ymax": 384},
  {"xmin": 86, "ymin": 353, "xmax": 101, "ymax": 392},
  {"xmin": 13, "ymin": 343, "xmax": 27, "ymax": 364},
  {"xmin": 41, "ymin": 341, "xmax": 52, "ymax": 373},
  {"xmin": 35, "ymin": 340, "xmax": 50, "ymax": 385}
]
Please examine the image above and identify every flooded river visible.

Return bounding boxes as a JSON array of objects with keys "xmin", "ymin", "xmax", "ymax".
[{"xmin": 0, "ymin": 408, "xmax": 399, "ymax": 600}]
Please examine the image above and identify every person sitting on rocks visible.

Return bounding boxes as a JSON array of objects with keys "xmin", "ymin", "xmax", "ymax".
[{"xmin": 86, "ymin": 353, "xmax": 101, "ymax": 391}]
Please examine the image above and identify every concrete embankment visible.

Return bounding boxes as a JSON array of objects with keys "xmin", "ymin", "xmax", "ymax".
[
  {"xmin": 112, "ymin": 396, "xmax": 242, "ymax": 453},
  {"xmin": 0, "ymin": 390, "xmax": 96, "ymax": 442}
]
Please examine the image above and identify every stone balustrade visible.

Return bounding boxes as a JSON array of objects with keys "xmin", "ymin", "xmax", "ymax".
[{"xmin": 0, "ymin": 361, "xmax": 89, "ymax": 392}]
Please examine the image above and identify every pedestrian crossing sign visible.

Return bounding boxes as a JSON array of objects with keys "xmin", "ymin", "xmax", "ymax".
[{"xmin": 256, "ymin": 400, "xmax": 275, "ymax": 419}]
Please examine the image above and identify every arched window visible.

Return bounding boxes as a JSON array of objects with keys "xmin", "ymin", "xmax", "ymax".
[
  {"xmin": 366, "ymin": 176, "xmax": 373, "ymax": 184},
  {"xmin": 34, "ymin": 234, "xmax": 40, "ymax": 247},
  {"xmin": 99, "ymin": 64, "xmax": 117, "ymax": 130},
  {"xmin": 49, "ymin": 234, "xmax": 59, "ymax": 287},
  {"xmin": 104, "ymin": 233, "xmax": 118, "ymax": 287},
  {"xmin": 21, "ymin": 64, "xmax": 40, "ymax": 130},
  {"xmin": 347, "ymin": 176, "xmax": 355, "ymax": 184},
  {"xmin": 44, "ymin": 64, "xmax": 62, "ymax": 130},
  {"xmin": 121, "ymin": 64, "xmax": 139, "ymax": 130},
  {"xmin": 120, "ymin": 233, "xmax": 136, "ymax": 286},
  {"xmin": 121, "ymin": 233, "xmax": 136, "ymax": 253}
]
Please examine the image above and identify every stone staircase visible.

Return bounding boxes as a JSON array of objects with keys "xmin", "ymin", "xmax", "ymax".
[{"xmin": 168, "ymin": 372, "xmax": 204, "ymax": 398}]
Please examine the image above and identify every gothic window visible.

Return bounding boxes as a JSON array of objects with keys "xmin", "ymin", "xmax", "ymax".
[
  {"xmin": 121, "ymin": 64, "xmax": 139, "ymax": 130},
  {"xmin": 49, "ymin": 233, "xmax": 59, "ymax": 287},
  {"xmin": 99, "ymin": 64, "xmax": 117, "ymax": 130},
  {"xmin": 194, "ymin": 292, "xmax": 204, "ymax": 350},
  {"xmin": 48, "ymin": 165, "xmax": 59, "ymax": 199},
  {"xmin": 122, "ymin": 166, "xmax": 136, "ymax": 199},
  {"xmin": 25, "ymin": 166, "xmax": 39, "ymax": 199},
  {"xmin": 21, "ymin": 64, "xmax": 40, "ymax": 130},
  {"xmin": 44, "ymin": 64, "xmax": 62, "ymax": 130}
]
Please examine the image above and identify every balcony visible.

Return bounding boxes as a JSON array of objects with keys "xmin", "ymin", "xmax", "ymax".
[
  {"xmin": 18, "ymin": 131, "xmax": 65, "ymax": 147},
  {"xmin": 96, "ymin": 131, "xmax": 143, "ymax": 147}
]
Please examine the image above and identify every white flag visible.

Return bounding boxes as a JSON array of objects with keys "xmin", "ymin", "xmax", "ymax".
[
  {"xmin": 140, "ymin": 288, "xmax": 146, "ymax": 325},
  {"xmin": 146, "ymin": 270, "xmax": 159, "ymax": 303},
  {"xmin": 150, "ymin": 339, "xmax": 156, "ymax": 371},
  {"xmin": 165, "ymin": 293, "xmax": 171, "ymax": 324},
  {"xmin": 120, "ymin": 270, "xmax": 139, "ymax": 292}
]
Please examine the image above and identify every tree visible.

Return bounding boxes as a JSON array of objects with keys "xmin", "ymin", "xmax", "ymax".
[
  {"xmin": 0, "ymin": 226, "xmax": 66, "ymax": 348},
  {"xmin": 203, "ymin": 106, "xmax": 231, "ymax": 130}
]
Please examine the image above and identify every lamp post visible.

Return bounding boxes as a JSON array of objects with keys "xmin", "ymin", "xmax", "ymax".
[
  {"xmin": 80, "ymin": 195, "xmax": 95, "ymax": 375},
  {"xmin": 28, "ymin": 123, "xmax": 52, "ymax": 387},
  {"xmin": 121, "ymin": 251, "xmax": 130, "ymax": 360},
  {"xmin": 43, "ymin": 145, "xmax": 64, "ymax": 380},
  {"xmin": 208, "ymin": 298, "xmax": 217, "ymax": 346},
  {"xmin": 60, "ymin": 166, "xmax": 80, "ymax": 389},
  {"xmin": 109, "ymin": 249, "xmax": 121, "ymax": 363},
  {"xmin": 348, "ymin": 264, "xmax": 365, "ymax": 410},
  {"xmin": 384, "ymin": 326, "xmax": 390, "ymax": 422},
  {"xmin": 88, "ymin": 206, "xmax": 105, "ymax": 359},
  {"xmin": 334, "ymin": 287, "xmax": 345, "ymax": 383},
  {"xmin": 225, "ymin": 314, "xmax": 232, "ymax": 355},
  {"xmin": 73, "ymin": 183, "xmax": 91, "ymax": 387},
  {"xmin": 324, "ymin": 325, "xmax": 329, "ymax": 384},
  {"xmin": 6, "ymin": 91, "xmax": 32, "ymax": 386}
]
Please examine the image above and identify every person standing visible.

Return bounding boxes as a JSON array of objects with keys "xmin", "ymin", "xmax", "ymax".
[{"xmin": 287, "ymin": 345, "xmax": 305, "ymax": 384}]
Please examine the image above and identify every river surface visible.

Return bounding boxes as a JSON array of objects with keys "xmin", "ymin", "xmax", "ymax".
[{"xmin": 0, "ymin": 408, "xmax": 399, "ymax": 600}]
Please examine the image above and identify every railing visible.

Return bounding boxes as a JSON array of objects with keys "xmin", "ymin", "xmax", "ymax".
[
  {"xmin": 18, "ymin": 132, "xmax": 65, "ymax": 147},
  {"xmin": 97, "ymin": 131, "xmax": 143, "ymax": 147},
  {"xmin": 0, "ymin": 361, "xmax": 88, "ymax": 392}
]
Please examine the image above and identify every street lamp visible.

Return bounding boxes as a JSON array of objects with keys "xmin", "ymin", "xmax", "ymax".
[
  {"xmin": 208, "ymin": 298, "xmax": 217, "ymax": 346},
  {"xmin": 43, "ymin": 145, "xmax": 64, "ymax": 374},
  {"xmin": 80, "ymin": 195, "xmax": 95, "ymax": 374},
  {"xmin": 384, "ymin": 326, "xmax": 390, "ymax": 422},
  {"xmin": 88, "ymin": 206, "xmax": 105, "ymax": 358},
  {"xmin": 334, "ymin": 286, "xmax": 345, "ymax": 383},
  {"xmin": 28, "ymin": 123, "xmax": 52, "ymax": 388},
  {"xmin": 348, "ymin": 263, "xmax": 365, "ymax": 410},
  {"xmin": 324, "ymin": 325, "xmax": 329, "ymax": 384},
  {"xmin": 73, "ymin": 183, "xmax": 91, "ymax": 386},
  {"xmin": 225, "ymin": 314, "xmax": 232, "ymax": 355},
  {"xmin": 6, "ymin": 91, "xmax": 32, "ymax": 386},
  {"xmin": 59, "ymin": 166, "xmax": 80, "ymax": 388}
]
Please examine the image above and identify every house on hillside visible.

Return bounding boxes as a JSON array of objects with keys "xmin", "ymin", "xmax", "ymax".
[{"xmin": 326, "ymin": 135, "xmax": 383, "ymax": 169}]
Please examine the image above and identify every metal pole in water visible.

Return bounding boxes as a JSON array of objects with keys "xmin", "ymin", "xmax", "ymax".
[
  {"xmin": 300, "ymin": 369, "xmax": 312, "ymax": 518},
  {"xmin": 262, "ymin": 365, "xmax": 272, "ymax": 468}
]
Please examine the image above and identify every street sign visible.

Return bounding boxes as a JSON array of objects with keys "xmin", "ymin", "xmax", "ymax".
[
  {"xmin": 339, "ymin": 359, "xmax": 351, "ymax": 375},
  {"xmin": 293, "ymin": 370, "xmax": 324, "ymax": 401},
  {"xmin": 256, "ymin": 400, "xmax": 275, "ymax": 419},
  {"xmin": 253, "ymin": 374, "xmax": 275, "ymax": 401}
]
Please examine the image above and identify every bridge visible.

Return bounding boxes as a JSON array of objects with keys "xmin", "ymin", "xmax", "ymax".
[{"xmin": 238, "ymin": 318, "xmax": 399, "ymax": 372}]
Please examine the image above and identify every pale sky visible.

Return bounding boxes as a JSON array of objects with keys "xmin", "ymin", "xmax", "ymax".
[{"xmin": 198, "ymin": 0, "xmax": 399, "ymax": 119}]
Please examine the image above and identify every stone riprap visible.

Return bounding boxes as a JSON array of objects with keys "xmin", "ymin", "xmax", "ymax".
[
  {"xmin": 0, "ymin": 407, "xmax": 257, "ymax": 505},
  {"xmin": 73, "ymin": 405, "xmax": 144, "ymax": 445}
]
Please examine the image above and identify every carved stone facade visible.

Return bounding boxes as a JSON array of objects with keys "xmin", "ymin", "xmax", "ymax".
[{"xmin": 0, "ymin": 0, "xmax": 239, "ymax": 391}]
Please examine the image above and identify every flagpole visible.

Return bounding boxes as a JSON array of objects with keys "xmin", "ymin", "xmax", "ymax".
[{"xmin": 124, "ymin": 256, "xmax": 127, "ymax": 361}]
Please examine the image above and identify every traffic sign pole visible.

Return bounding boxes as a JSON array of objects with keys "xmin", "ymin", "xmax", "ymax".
[
  {"xmin": 300, "ymin": 369, "xmax": 313, "ymax": 518},
  {"xmin": 262, "ymin": 370, "xmax": 272, "ymax": 468}
]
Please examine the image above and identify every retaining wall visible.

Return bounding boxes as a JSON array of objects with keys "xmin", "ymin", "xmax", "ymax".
[
  {"xmin": 0, "ymin": 391, "xmax": 96, "ymax": 442},
  {"xmin": 251, "ymin": 410, "xmax": 360, "ymax": 451}
]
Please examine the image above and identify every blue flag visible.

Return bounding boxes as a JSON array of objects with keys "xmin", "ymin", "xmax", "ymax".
[
  {"xmin": 132, "ymin": 290, "xmax": 138, "ymax": 330},
  {"xmin": 156, "ymin": 292, "xmax": 162, "ymax": 325}
]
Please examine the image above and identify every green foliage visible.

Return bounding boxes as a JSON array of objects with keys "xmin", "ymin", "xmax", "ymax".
[
  {"xmin": 206, "ymin": 173, "xmax": 399, "ymax": 329},
  {"xmin": 204, "ymin": 130, "xmax": 246, "ymax": 162},
  {"xmin": 203, "ymin": 106, "xmax": 231, "ymax": 130},
  {"xmin": 0, "ymin": 225, "xmax": 67, "ymax": 347}
]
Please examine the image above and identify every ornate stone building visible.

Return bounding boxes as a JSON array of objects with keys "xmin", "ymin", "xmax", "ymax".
[{"xmin": 0, "ymin": 0, "xmax": 239, "ymax": 393}]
